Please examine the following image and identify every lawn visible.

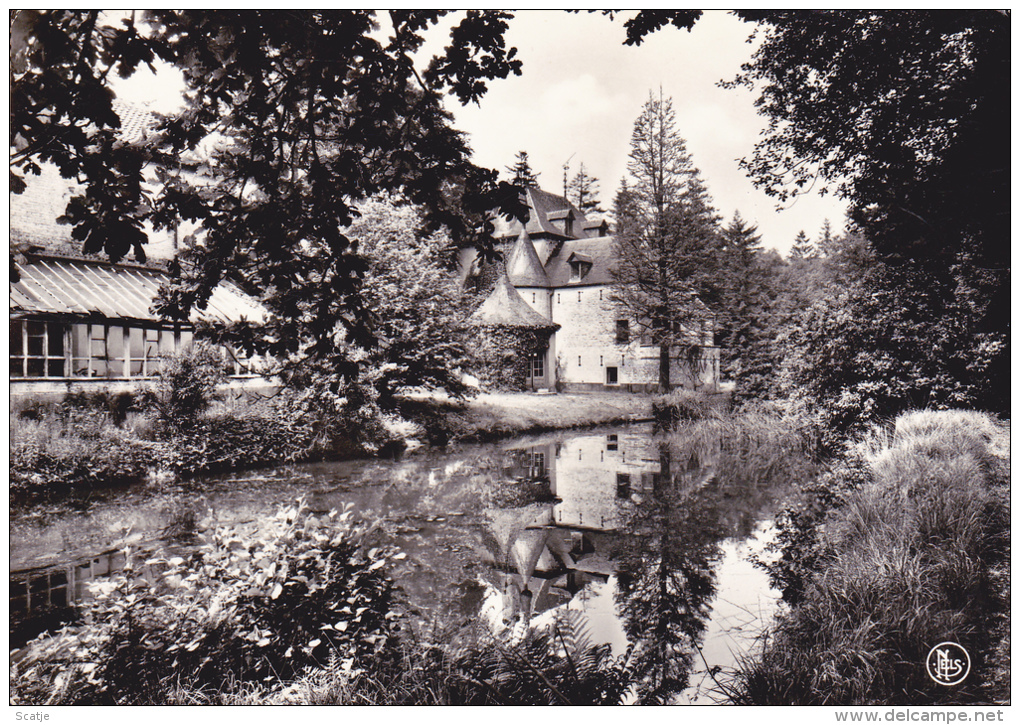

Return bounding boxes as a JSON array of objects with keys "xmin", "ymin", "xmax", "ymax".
[{"xmin": 396, "ymin": 390, "xmax": 655, "ymax": 443}]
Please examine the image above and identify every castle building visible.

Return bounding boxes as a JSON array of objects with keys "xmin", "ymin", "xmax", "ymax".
[{"xmin": 466, "ymin": 187, "xmax": 720, "ymax": 393}]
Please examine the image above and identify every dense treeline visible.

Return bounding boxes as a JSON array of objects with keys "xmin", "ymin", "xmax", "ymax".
[{"xmin": 713, "ymin": 219, "xmax": 1007, "ymax": 447}]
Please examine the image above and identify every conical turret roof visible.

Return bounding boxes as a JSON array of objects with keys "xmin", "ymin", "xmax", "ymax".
[
  {"xmin": 469, "ymin": 265, "xmax": 558, "ymax": 329},
  {"xmin": 506, "ymin": 228, "xmax": 550, "ymax": 288}
]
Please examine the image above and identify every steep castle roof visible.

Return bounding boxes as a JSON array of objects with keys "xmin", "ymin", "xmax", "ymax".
[
  {"xmin": 490, "ymin": 187, "xmax": 607, "ymax": 242},
  {"xmin": 505, "ymin": 229, "xmax": 549, "ymax": 288},
  {"xmin": 469, "ymin": 266, "xmax": 558, "ymax": 329},
  {"xmin": 544, "ymin": 235, "xmax": 617, "ymax": 286}
]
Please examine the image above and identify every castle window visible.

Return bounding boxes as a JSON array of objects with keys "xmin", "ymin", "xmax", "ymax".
[
  {"xmin": 569, "ymin": 257, "xmax": 592, "ymax": 281},
  {"xmin": 578, "ymin": 356, "xmax": 582, "ymax": 367},
  {"xmin": 578, "ymin": 290, "xmax": 582, "ymax": 301},
  {"xmin": 616, "ymin": 319, "xmax": 630, "ymax": 343},
  {"xmin": 532, "ymin": 292, "xmax": 536, "ymax": 303}
]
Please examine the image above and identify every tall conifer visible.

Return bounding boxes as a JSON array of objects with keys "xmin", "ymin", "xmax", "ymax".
[{"xmin": 611, "ymin": 90, "xmax": 720, "ymax": 390}]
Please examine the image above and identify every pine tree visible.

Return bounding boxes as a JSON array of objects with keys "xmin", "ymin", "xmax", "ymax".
[
  {"xmin": 816, "ymin": 219, "xmax": 837, "ymax": 258},
  {"xmin": 717, "ymin": 211, "xmax": 780, "ymax": 397},
  {"xmin": 611, "ymin": 90, "xmax": 720, "ymax": 391},
  {"xmin": 789, "ymin": 230, "xmax": 817, "ymax": 260},
  {"xmin": 505, "ymin": 151, "xmax": 540, "ymax": 188},
  {"xmin": 569, "ymin": 162, "xmax": 603, "ymax": 213}
]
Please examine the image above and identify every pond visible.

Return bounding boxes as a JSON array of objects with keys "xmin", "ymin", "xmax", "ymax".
[{"xmin": 10, "ymin": 421, "xmax": 810, "ymax": 703}]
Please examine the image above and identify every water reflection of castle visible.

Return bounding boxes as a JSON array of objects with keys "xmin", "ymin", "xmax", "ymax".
[{"xmin": 483, "ymin": 429, "xmax": 716, "ymax": 627}]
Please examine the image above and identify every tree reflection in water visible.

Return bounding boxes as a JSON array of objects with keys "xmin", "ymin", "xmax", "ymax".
[
  {"xmin": 614, "ymin": 434, "xmax": 726, "ymax": 703},
  {"xmin": 472, "ymin": 422, "xmax": 810, "ymax": 703}
]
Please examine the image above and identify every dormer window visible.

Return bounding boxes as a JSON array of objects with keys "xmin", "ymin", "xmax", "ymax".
[
  {"xmin": 568, "ymin": 252, "xmax": 593, "ymax": 282},
  {"xmin": 548, "ymin": 208, "xmax": 576, "ymax": 238},
  {"xmin": 570, "ymin": 261, "xmax": 590, "ymax": 281}
]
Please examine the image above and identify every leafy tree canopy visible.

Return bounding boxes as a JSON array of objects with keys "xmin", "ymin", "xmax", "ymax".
[
  {"xmin": 620, "ymin": 11, "xmax": 1008, "ymax": 272},
  {"xmin": 11, "ymin": 10, "xmax": 527, "ymax": 376},
  {"xmin": 620, "ymin": 10, "xmax": 1008, "ymax": 416}
]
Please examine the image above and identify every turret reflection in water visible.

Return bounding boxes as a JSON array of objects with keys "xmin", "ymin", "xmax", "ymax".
[
  {"xmin": 479, "ymin": 430, "xmax": 667, "ymax": 633},
  {"xmin": 480, "ymin": 428, "xmax": 736, "ymax": 703}
]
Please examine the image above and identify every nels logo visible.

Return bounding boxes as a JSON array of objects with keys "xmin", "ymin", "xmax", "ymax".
[{"xmin": 926, "ymin": 642, "xmax": 970, "ymax": 686}]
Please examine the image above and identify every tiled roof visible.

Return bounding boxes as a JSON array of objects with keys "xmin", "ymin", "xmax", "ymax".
[
  {"xmin": 544, "ymin": 236, "xmax": 617, "ymax": 287},
  {"xmin": 111, "ymin": 99, "xmax": 159, "ymax": 145},
  {"xmin": 11, "ymin": 103, "xmax": 178, "ymax": 262},
  {"xmin": 469, "ymin": 267, "xmax": 558, "ymax": 329},
  {"xmin": 492, "ymin": 187, "xmax": 601, "ymax": 241},
  {"xmin": 10, "ymin": 255, "xmax": 266, "ymax": 325},
  {"xmin": 506, "ymin": 229, "xmax": 550, "ymax": 288}
]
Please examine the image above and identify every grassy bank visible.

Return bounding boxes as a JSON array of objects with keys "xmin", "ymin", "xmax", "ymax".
[
  {"xmin": 10, "ymin": 397, "xmax": 317, "ymax": 502},
  {"xmin": 734, "ymin": 410, "xmax": 1010, "ymax": 705},
  {"xmin": 396, "ymin": 390, "xmax": 654, "ymax": 444}
]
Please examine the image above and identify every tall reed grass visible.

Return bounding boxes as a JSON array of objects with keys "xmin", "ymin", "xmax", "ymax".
[
  {"xmin": 10, "ymin": 408, "xmax": 156, "ymax": 497},
  {"xmin": 733, "ymin": 409, "xmax": 1010, "ymax": 705}
]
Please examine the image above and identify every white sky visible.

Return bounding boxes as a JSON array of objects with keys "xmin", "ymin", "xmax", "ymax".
[{"xmin": 115, "ymin": 10, "xmax": 849, "ymax": 257}]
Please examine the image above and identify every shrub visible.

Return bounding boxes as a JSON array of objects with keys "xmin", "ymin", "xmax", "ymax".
[
  {"xmin": 61, "ymin": 390, "xmax": 138, "ymax": 426},
  {"xmin": 277, "ymin": 366, "xmax": 395, "ymax": 457},
  {"xmin": 158, "ymin": 404, "xmax": 317, "ymax": 475},
  {"xmin": 182, "ymin": 610, "xmax": 633, "ymax": 705},
  {"xmin": 11, "ymin": 502, "xmax": 403, "ymax": 704},
  {"xmin": 653, "ymin": 388, "xmax": 722, "ymax": 425},
  {"xmin": 141, "ymin": 342, "xmax": 226, "ymax": 432},
  {"xmin": 788, "ymin": 263, "xmax": 1008, "ymax": 450}
]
